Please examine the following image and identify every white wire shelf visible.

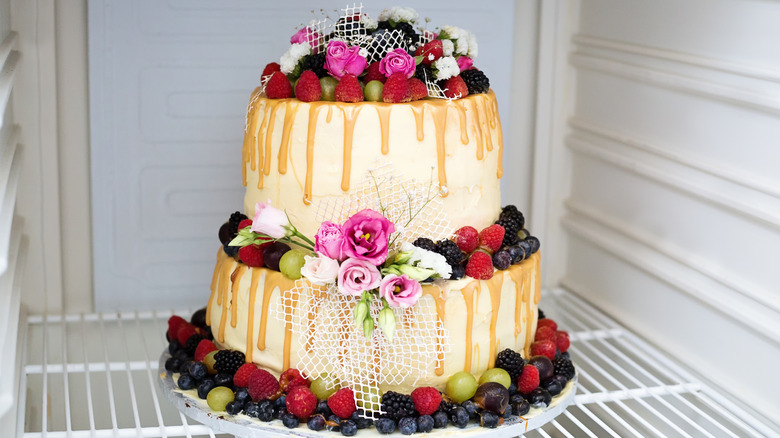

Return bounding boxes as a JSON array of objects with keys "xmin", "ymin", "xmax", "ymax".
[{"xmin": 19, "ymin": 288, "xmax": 780, "ymax": 438}]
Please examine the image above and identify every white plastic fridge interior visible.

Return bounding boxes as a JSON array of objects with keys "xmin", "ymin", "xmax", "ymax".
[{"xmin": 2, "ymin": 0, "xmax": 780, "ymax": 437}]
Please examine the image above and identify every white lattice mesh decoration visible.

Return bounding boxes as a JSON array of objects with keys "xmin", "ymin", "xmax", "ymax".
[
  {"xmin": 366, "ymin": 29, "xmax": 407, "ymax": 63},
  {"xmin": 330, "ymin": 3, "xmax": 371, "ymax": 47},
  {"xmin": 305, "ymin": 18, "xmax": 328, "ymax": 54}
]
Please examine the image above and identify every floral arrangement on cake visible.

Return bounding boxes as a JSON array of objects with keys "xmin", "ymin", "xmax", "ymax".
[{"xmin": 259, "ymin": 5, "xmax": 491, "ymax": 103}]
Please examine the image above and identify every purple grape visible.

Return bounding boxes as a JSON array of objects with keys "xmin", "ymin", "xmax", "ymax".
[{"xmin": 263, "ymin": 242, "xmax": 291, "ymax": 271}]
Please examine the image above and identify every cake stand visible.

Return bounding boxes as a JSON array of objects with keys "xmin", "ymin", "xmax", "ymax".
[{"xmin": 158, "ymin": 352, "xmax": 577, "ymax": 437}]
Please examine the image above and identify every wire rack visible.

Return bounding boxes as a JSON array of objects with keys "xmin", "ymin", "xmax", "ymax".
[{"xmin": 19, "ymin": 288, "xmax": 780, "ymax": 438}]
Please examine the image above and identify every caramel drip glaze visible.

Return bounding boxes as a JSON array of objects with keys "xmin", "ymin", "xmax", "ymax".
[{"xmin": 241, "ymin": 90, "xmax": 502, "ymax": 200}]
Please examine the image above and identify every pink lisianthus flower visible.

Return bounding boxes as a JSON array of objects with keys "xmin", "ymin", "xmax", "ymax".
[
  {"xmin": 341, "ymin": 209, "xmax": 395, "ymax": 265},
  {"xmin": 324, "ymin": 40, "xmax": 368, "ymax": 80},
  {"xmin": 337, "ymin": 258, "xmax": 381, "ymax": 296},
  {"xmin": 456, "ymin": 56, "xmax": 474, "ymax": 72},
  {"xmin": 300, "ymin": 255, "xmax": 340, "ymax": 285},
  {"xmin": 379, "ymin": 48, "xmax": 416, "ymax": 79},
  {"xmin": 314, "ymin": 221, "xmax": 346, "ymax": 261},
  {"xmin": 250, "ymin": 200, "xmax": 290, "ymax": 238},
  {"xmin": 290, "ymin": 27, "xmax": 322, "ymax": 53},
  {"xmin": 379, "ymin": 274, "xmax": 423, "ymax": 308}
]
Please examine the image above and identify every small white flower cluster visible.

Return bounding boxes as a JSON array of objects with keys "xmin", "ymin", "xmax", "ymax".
[
  {"xmin": 433, "ymin": 56, "xmax": 460, "ymax": 81},
  {"xmin": 441, "ymin": 39, "xmax": 454, "ymax": 57},
  {"xmin": 378, "ymin": 6, "xmax": 419, "ymax": 24},
  {"xmin": 280, "ymin": 42, "xmax": 311, "ymax": 74},
  {"xmin": 359, "ymin": 13, "xmax": 378, "ymax": 30},
  {"xmin": 440, "ymin": 25, "xmax": 478, "ymax": 58},
  {"xmin": 400, "ymin": 242, "xmax": 452, "ymax": 279}
]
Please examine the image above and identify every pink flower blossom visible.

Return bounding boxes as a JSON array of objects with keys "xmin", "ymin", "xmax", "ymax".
[
  {"xmin": 300, "ymin": 255, "xmax": 340, "ymax": 285},
  {"xmin": 337, "ymin": 258, "xmax": 381, "ymax": 296},
  {"xmin": 324, "ymin": 40, "xmax": 368, "ymax": 80},
  {"xmin": 314, "ymin": 221, "xmax": 346, "ymax": 261},
  {"xmin": 290, "ymin": 27, "xmax": 321, "ymax": 53},
  {"xmin": 379, "ymin": 275, "xmax": 423, "ymax": 308},
  {"xmin": 250, "ymin": 200, "xmax": 290, "ymax": 238},
  {"xmin": 379, "ymin": 48, "xmax": 416, "ymax": 79},
  {"xmin": 456, "ymin": 56, "xmax": 474, "ymax": 72},
  {"xmin": 341, "ymin": 209, "xmax": 395, "ymax": 265}
]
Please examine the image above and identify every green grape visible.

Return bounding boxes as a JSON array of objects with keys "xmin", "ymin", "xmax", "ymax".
[
  {"xmin": 310, "ymin": 374, "xmax": 339, "ymax": 400},
  {"xmin": 364, "ymin": 80, "xmax": 384, "ymax": 102},
  {"xmin": 320, "ymin": 77, "xmax": 338, "ymax": 101},
  {"xmin": 206, "ymin": 386, "xmax": 235, "ymax": 411},
  {"xmin": 279, "ymin": 249, "xmax": 307, "ymax": 280},
  {"xmin": 203, "ymin": 350, "xmax": 218, "ymax": 375},
  {"xmin": 478, "ymin": 368, "xmax": 512, "ymax": 389},
  {"xmin": 357, "ymin": 386, "xmax": 382, "ymax": 412},
  {"xmin": 446, "ymin": 371, "xmax": 478, "ymax": 403}
]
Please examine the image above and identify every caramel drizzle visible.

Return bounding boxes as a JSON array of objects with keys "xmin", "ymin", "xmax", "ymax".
[
  {"xmin": 281, "ymin": 283, "xmax": 300, "ymax": 370},
  {"xmin": 376, "ymin": 105, "xmax": 391, "ymax": 154},
  {"xmin": 278, "ymin": 101, "xmax": 296, "ymax": 175},
  {"xmin": 263, "ymin": 102, "xmax": 281, "ymax": 178},
  {"xmin": 485, "ymin": 274, "xmax": 504, "ymax": 368},
  {"xmin": 217, "ymin": 259, "xmax": 235, "ymax": 343},
  {"xmin": 471, "ymin": 99, "xmax": 485, "ymax": 161},
  {"xmin": 423, "ymin": 285, "xmax": 447, "ymax": 376},
  {"xmin": 340, "ymin": 105, "xmax": 363, "ymax": 192},
  {"xmin": 461, "ymin": 282, "xmax": 477, "ymax": 373},
  {"xmin": 207, "ymin": 249, "xmax": 228, "ymax": 324},
  {"xmin": 493, "ymin": 98, "xmax": 504, "ymax": 178},
  {"xmin": 242, "ymin": 88, "xmax": 262, "ymax": 187},
  {"xmin": 245, "ymin": 268, "xmax": 262, "ymax": 363},
  {"xmin": 454, "ymin": 100, "xmax": 469, "ymax": 144},
  {"xmin": 230, "ymin": 265, "xmax": 247, "ymax": 328},
  {"xmin": 304, "ymin": 104, "xmax": 323, "ymax": 205},
  {"xmin": 429, "ymin": 101, "xmax": 449, "ymax": 197},
  {"xmin": 411, "ymin": 106, "xmax": 425, "ymax": 141},
  {"xmin": 481, "ymin": 98, "xmax": 494, "ymax": 152},
  {"xmin": 255, "ymin": 101, "xmax": 269, "ymax": 189}
]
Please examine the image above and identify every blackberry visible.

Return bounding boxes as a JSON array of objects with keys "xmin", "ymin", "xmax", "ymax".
[
  {"xmin": 435, "ymin": 239, "xmax": 466, "ymax": 266},
  {"xmin": 183, "ymin": 334, "xmax": 204, "ymax": 357},
  {"xmin": 437, "ymin": 400, "xmax": 456, "ymax": 415},
  {"xmin": 228, "ymin": 211, "xmax": 247, "ymax": 232},
  {"xmin": 300, "ymin": 53, "xmax": 328, "ymax": 78},
  {"xmin": 498, "ymin": 206, "xmax": 524, "ymax": 231},
  {"xmin": 496, "ymin": 212, "xmax": 523, "ymax": 248},
  {"xmin": 553, "ymin": 356, "xmax": 576, "ymax": 380},
  {"xmin": 500, "ymin": 231, "xmax": 521, "ymax": 248},
  {"xmin": 495, "ymin": 348, "xmax": 525, "ymax": 381},
  {"xmin": 460, "ymin": 69, "xmax": 490, "ymax": 94},
  {"xmin": 412, "ymin": 237, "xmax": 436, "ymax": 253},
  {"xmin": 450, "ymin": 263, "xmax": 466, "ymax": 280},
  {"xmin": 394, "ymin": 21, "xmax": 421, "ymax": 47},
  {"xmin": 380, "ymin": 391, "xmax": 415, "ymax": 421},
  {"xmin": 538, "ymin": 308, "xmax": 546, "ymax": 319},
  {"xmin": 214, "ymin": 350, "xmax": 245, "ymax": 375},
  {"xmin": 414, "ymin": 64, "xmax": 433, "ymax": 82}
]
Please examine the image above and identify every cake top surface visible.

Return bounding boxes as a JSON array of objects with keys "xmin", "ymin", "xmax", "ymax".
[{"xmin": 259, "ymin": 5, "xmax": 491, "ymax": 103}]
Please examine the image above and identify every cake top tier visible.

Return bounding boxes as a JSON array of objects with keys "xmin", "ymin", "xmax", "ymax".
[{"xmin": 261, "ymin": 5, "xmax": 490, "ymax": 103}]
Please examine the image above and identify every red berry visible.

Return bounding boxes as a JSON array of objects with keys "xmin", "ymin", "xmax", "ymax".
[
  {"xmin": 530, "ymin": 339, "xmax": 557, "ymax": 361},
  {"xmin": 535, "ymin": 326, "xmax": 557, "ymax": 342},
  {"xmin": 194, "ymin": 339, "xmax": 217, "ymax": 362},
  {"xmin": 327, "ymin": 388, "xmax": 356, "ymax": 419},
  {"xmin": 237, "ymin": 219, "xmax": 253, "ymax": 231},
  {"xmin": 248, "ymin": 369, "xmax": 280, "ymax": 401},
  {"xmin": 414, "ymin": 39, "xmax": 444, "ymax": 65},
  {"xmin": 265, "ymin": 71, "xmax": 293, "ymax": 99},
  {"xmin": 382, "ymin": 72, "xmax": 412, "ymax": 103},
  {"xmin": 167, "ymin": 315, "xmax": 187, "ymax": 341},
  {"xmin": 279, "ymin": 368, "xmax": 309, "ymax": 392},
  {"xmin": 411, "ymin": 387, "xmax": 442, "ymax": 416},
  {"xmin": 517, "ymin": 364, "xmax": 540, "ymax": 394},
  {"xmin": 537, "ymin": 318, "xmax": 558, "ymax": 332},
  {"xmin": 478, "ymin": 224, "xmax": 505, "ymax": 254},
  {"xmin": 239, "ymin": 244, "xmax": 267, "ymax": 268},
  {"xmin": 556, "ymin": 331, "xmax": 570, "ymax": 353},
  {"xmin": 454, "ymin": 226, "xmax": 479, "ymax": 253},
  {"xmin": 233, "ymin": 363, "xmax": 259, "ymax": 388},
  {"xmin": 286, "ymin": 386, "xmax": 318, "ymax": 419},
  {"xmin": 465, "ymin": 251, "xmax": 494, "ymax": 280},
  {"xmin": 295, "ymin": 70, "xmax": 322, "ymax": 102},
  {"xmin": 408, "ymin": 77, "xmax": 428, "ymax": 101},
  {"xmin": 443, "ymin": 76, "xmax": 469, "ymax": 99},
  {"xmin": 364, "ymin": 62, "xmax": 386, "ymax": 83},
  {"xmin": 176, "ymin": 323, "xmax": 197, "ymax": 345},
  {"xmin": 334, "ymin": 74, "xmax": 364, "ymax": 103},
  {"xmin": 262, "ymin": 62, "xmax": 281, "ymax": 80}
]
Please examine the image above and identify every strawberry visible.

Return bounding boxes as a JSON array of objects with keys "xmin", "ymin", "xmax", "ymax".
[
  {"xmin": 535, "ymin": 326, "xmax": 557, "ymax": 342},
  {"xmin": 237, "ymin": 219, "xmax": 253, "ymax": 231},
  {"xmin": 556, "ymin": 331, "xmax": 570, "ymax": 353},
  {"xmin": 530, "ymin": 339, "xmax": 557, "ymax": 361},
  {"xmin": 295, "ymin": 70, "xmax": 322, "ymax": 102},
  {"xmin": 364, "ymin": 61, "xmax": 386, "ymax": 83},
  {"xmin": 382, "ymin": 72, "xmax": 412, "ymax": 103},
  {"xmin": 411, "ymin": 387, "xmax": 441, "ymax": 416},
  {"xmin": 167, "ymin": 315, "xmax": 187, "ymax": 341},
  {"xmin": 286, "ymin": 386, "xmax": 317, "ymax": 419},
  {"xmin": 194, "ymin": 339, "xmax": 217, "ymax": 362},
  {"xmin": 327, "ymin": 388, "xmax": 356, "ymax": 419},
  {"xmin": 465, "ymin": 251, "xmax": 494, "ymax": 280},
  {"xmin": 517, "ymin": 364, "xmax": 540, "ymax": 394},
  {"xmin": 415, "ymin": 39, "xmax": 444, "ymax": 65},
  {"xmin": 248, "ymin": 369, "xmax": 280, "ymax": 401},
  {"xmin": 478, "ymin": 224, "xmax": 505, "ymax": 254},
  {"xmin": 279, "ymin": 368, "xmax": 309, "ymax": 392},
  {"xmin": 443, "ymin": 75, "xmax": 469, "ymax": 99},
  {"xmin": 408, "ymin": 77, "xmax": 428, "ymax": 101},
  {"xmin": 239, "ymin": 244, "xmax": 267, "ymax": 268},
  {"xmin": 265, "ymin": 71, "xmax": 293, "ymax": 99},
  {"xmin": 454, "ymin": 226, "xmax": 479, "ymax": 253},
  {"xmin": 262, "ymin": 62, "xmax": 281, "ymax": 80},
  {"xmin": 334, "ymin": 74, "xmax": 364, "ymax": 103},
  {"xmin": 537, "ymin": 318, "xmax": 558, "ymax": 332}
]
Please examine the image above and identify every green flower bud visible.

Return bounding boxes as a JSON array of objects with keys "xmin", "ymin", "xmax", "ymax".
[
  {"xmin": 378, "ymin": 307, "xmax": 396, "ymax": 342},
  {"xmin": 363, "ymin": 317, "xmax": 375, "ymax": 339},
  {"xmin": 354, "ymin": 301, "xmax": 369, "ymax": 326},
  {"xmin": 397, "ymin": 264, "xmax": 436, "ymax": 281}
]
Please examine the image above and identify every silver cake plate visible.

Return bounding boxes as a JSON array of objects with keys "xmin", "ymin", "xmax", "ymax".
[{"xmin": 158, "ymin": 351, "xmax": 577, "ymax": 437}]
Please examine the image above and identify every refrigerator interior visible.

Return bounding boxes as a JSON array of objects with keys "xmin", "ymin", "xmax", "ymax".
[{"xmin": 2, "ymin": 0, "xmax": 779, "ymax": 436}]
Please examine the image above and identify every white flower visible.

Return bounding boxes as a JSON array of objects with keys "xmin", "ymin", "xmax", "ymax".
[
  {"xmin": 441, "ymin": 39, "xmax": 454, "ymax": 57},
  {"xmin": 378, "ymin": 7, "xmax": 419, "ymax": 24},
  {"xmin": 400, "ymin": 242, "xmax": 452, "ymax": 279},
  {"xmin": 467, "ymin": 32, "xmax": 479, "ymax": 57},
  {"xmin": 359, "ymin": 14, "xmax": 378, "ymax": 30},
  {"xmin": 440, "ymin": 25, "xmax": 477, "ymax": 58},
  {"xmin": 280, "ymin": 43, "xmax": 311, "ymax": 74},
  {"xmin": 300, "ymin": 255, "xmax": 340, "ymax": 285},
  {"xmin": 433, "ymin": 56, "xmax": 460, "ymax": 81}
]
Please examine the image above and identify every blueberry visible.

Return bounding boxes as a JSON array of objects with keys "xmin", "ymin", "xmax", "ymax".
[
  {"xmin": 308, "ymin": 414, "xmax": 326, "ymax": 431},
  {"xmin": 543, "ymin": 378, "xmax": 563, "ymax": 397},
  {"xmin": 257, "ymin": 405, "xmax": 274, "ymax": 422},
  {"xmin": 276, "ymin": 407, "xmax": 288, "ymax": 420},
  {"xmin": 244, "ymin": 401, "xmax": 260, "ymax": 418},
  {"xmin": 351, "ymin": 411, "xmax": 373, "ymax": 429},
  {"xmin": 503, "ymin": 404, "xmax": 514, "ymax": 418},
  {"xmin": 510, "ymin": 393, "xmax": 525, "ymax": 405},
  {"xmin": 432, "ymin": 411, "xmax": 449, "ymax": 428},
  {"xmin": 461, "ymin": 400, "xmax": 479, "ymax": 419},
  {"xmin": 275, "ymin": 395, "xmax": 287, "ymax": 409},
  {"xmin": 398, "ymin": 417, "xmax": 417, "ymax": 435},
  {"xmin": 197, "ymin": 378, "xmax": 216, "ymax": 399},
  {"xmin": 225, "ymin": 400, "xmax": 243, "ymax": 415},
  {"xmin": 282, "ymin": 413, "xmax": 299, "ymax": 428},
  {"xmin": 511, "ymin": 399, "xmax": 530, "ymax": 416},
  {"xmin": 224, "ymin": 244, "xmax": 240, "ymax": 257},
  {"xmin": 234, "ymin": 387, "xmax": 251, "ymax": 404},
  {"xmin": 164, "ymin": 357, "xmax": 182, "ymax": 372},
  {"xmin": 214, "ymin": 373, "xmax": 233, "ymax": 388},
  {"xmin": 553, "ymin": 374, "xmax": 569, "ymax": 388},
  {"xmin": 315, "ymin": 400, "xmax": 332, "ymax": 416},
  {"xmin": 340, "ymin": 419, "xmax": 358, "ymax": 436},
  {"xmin": 516, "ymin": 240, "xmax": 532, "ymax": 259},
  {"xmin": 327, "ymin": 414, "xmax": 342, "ymax": 432},
  {"xmin": 480, "ymin": 411, "xmax": 500, "ymax": 428},
  {"xmin": 178, "ymin": 360, "xmax": 193, "ymax": 375},
  {"xmin": 188, "ymin": 362, "xmax": 208, "ymax": 381},
  {"xmin": 450, "ymin": 407, "xmax": 469, "ymax": 428},
  {"xmin": 417, "ymin": 415, "xmax": 434, "ymax": 433},
  {"xmin": 177, "ymin": 374, "xmax": 196, "ymax": 390},
  {"xmin": 526, "ymin": 388, "xmax": 552, "ymax": 408},
  {"xmin": 168, "ymin": 341, "xmax": 183, "ymax": 355},
  {"xmin": 375, "ymin": 417, "xmax": 396, "ymax": 434},
  {"xmin": 508, "ymin": 382, "xmax": 518, "ymax": 394},
  {"xmin": 450, "ymin": 263, "xmax": 466, "ymax": 280},
  {"xmin": 492, "ymin": 250, "xmax": 511, "ymax": 270},
  {"xmin": 506, "ymin": 245, "xmax": 526, "ymax": 264},
  {"xmin": 525, "ymin": 236, "xmax": 540, "ymax": 253}
]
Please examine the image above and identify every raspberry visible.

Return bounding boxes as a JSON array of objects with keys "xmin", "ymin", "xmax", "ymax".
[
  {"xmin": 556, "ymin": 331, "xmax": 571, "ymax": 353},
  {"xmin": 478, "ymin": 224, "xmax": 505, "ymax": 254},
  {"xmin": 176, "ymin": 323, "xmax": 197, "ymax": 345},
  {"xmin": 382, "ymin": 72, "xmax": 412, "ymax": 103},
  {"xmin": 262, "ymin": 62, "xmax": 281, "ymax": 80},
  {"xmin": 517, "ymin": 364, "xmax": 540, "ymax": 395},
  {"xmin": 265, "ymin": 71, "xmax": 293, "ymax": 99},
  {"xmin": 465, "ymin": 251, "xmax": 494, "ymax": 280},
  {"xmin": 408, "ymin": 77, "xmax": 428, "ymax": 101},
  {"xmin": 279, "ymin": 368, "xmax": 309, "ymax": 392},
  {"xmin": 454, "ymin": 226, "xmax": 479, "ymax": 254},
  {"xmin": 364, "ymin": 61, "xmax": 386, "ymax": 83},
  {"xmin": 295, "ymin": 70, "xmax": 322, "ymax": 102},
  {"xmin": 443, "ymin": 76, "xmax": 469, "ymax": 99},
  {"xmin": 248, "ymin": 369, "xmax": 280, "ymax": 401},
  {"xmin": 334, "ymin": 74, "xmax": 364, "ymax": 103},
  {"xmin": 495, "ymin": 349, "xmax": 525, "ymax": 381},
  {"xmin": 535, "ymin": 326, "xmax": 556, "ymax": 342},
  {"xmin": 537, "ymin": 318, "xmax": 558, "ymax": 332},
  {"xmin": 327, "ymin": 388, "xmax": 356, "ymax": 419},
  {"xmin": 415, "ymin": 39, "xmax": 443, "ymax": 65},
  {"xmin": 214, "ymin": 350, "xmax": 245, "ymax": 375},
  {"xmin": 237, "ymin": 218, "xmax": 253, "ymax": 231},
  {"xmin": 167, "ymin": 315, "xmax": 187, "ymax": 341},
  {"xmin": 286, "ymin": 386, "xmax": 318, "ymax": 419},
  {"xmin": 530, "ymin": 339, "xmax": 557, "ymax": 361},
  {"xmin": 411, "ymin": 387, "xmax": 441, "ymax": 416},
  {"xmin": 194, "ymin": 339, "xmax": 217, "ymax": 362},
  {"xmin": 239, "ymin": 244, "xmax": 266, "ymax": 267},
  {"xmin": 233, "ymin": 363, "xmax": 258, "ymax": 388}
]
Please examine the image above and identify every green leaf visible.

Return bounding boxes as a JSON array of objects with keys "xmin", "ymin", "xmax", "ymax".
[
  {"xmin": 414, "ymin": 55, "xmax": 424, "ymax": 65},
  {"xmin": 397, "ymin": 265, "xmax": 435, "ymax": 281}
]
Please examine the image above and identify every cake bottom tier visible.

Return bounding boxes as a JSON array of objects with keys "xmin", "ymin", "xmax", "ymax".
[{"xmin": 206, "ymin": 250, "xmax": 540, "ymax": 392}]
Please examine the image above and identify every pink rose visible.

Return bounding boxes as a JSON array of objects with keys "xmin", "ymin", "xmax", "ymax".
[
  {"xmin": 341, "ymin": 209, "xmax": 395, "ymax": 265},
  {"xmin": 338, "ymin": 258, "xmax": 381, "ymax": 296},
  {"xmin": 456, "ymin": 56, "xmax": 474, "ymax": 72},
  {"xmin": 380, "ymin": 274, "xmax": 423, "ymax": 308},
  {"xmin": 325, "ymin": 40, "xmax": 368, "ymax": 80},
  {"xmin": 314, "ymin": 221, "xmax": 346, "ymax": 261},
  {"xmin": 250, "ymin": 199, "xmax": 290, "ymax": 238},
  {"xmin": 300, "ymin": 255, "xmax": 340, "ymax": 285},
  {"xmin": 291, "ymin": 27, "xmax": 322, "ymax": 53},
  {"xmin": 379, "ymin": 48, "xmax": 416, "ymax": 79}
]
